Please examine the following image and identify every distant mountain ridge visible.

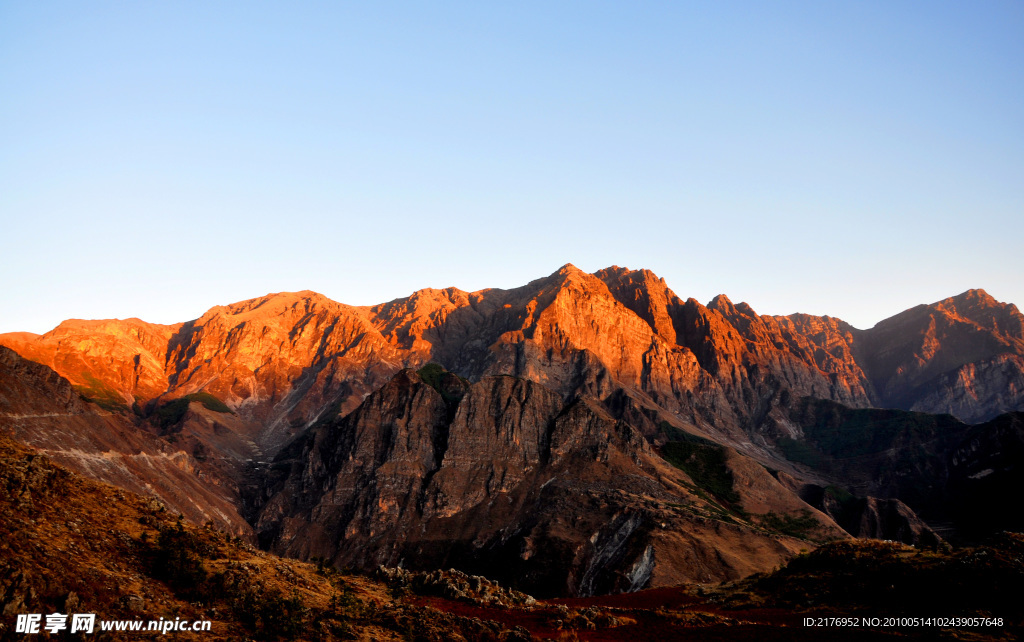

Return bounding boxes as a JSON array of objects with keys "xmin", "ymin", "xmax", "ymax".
[{"xmin": 2, "ymin": 265, "xmax": 1020, "ymax": 443}]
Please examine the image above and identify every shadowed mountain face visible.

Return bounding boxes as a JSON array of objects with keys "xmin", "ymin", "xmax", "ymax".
[
  {"xmin": 1, "ymin": 265, "xmax": 1022, "ymax": 595},
  {"xmin": 0, "ymin": 346, "xmax": 847, "ymax": 596},
  {"xmin": 253, "ymin": 369, "xmax": 844, "ymax": 597}
]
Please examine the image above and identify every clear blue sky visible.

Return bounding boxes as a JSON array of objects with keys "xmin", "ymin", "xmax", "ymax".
[{"xmin": 2, "ymin": 1, "xmax": 1022, "ymax": 333}]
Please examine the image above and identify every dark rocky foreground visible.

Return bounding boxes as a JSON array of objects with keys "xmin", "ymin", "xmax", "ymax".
[{"xmin": 2, "ymin": 437, "xmax": 1020, "ymax": 640}]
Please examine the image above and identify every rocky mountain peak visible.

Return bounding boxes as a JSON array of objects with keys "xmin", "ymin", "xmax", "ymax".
[
  {"xmin": 544, "ymin": 263, "xmax": 607, "ymax": 293},
  {"xmin": 948, "ymin": 287, "xmax": 997, "ymax": 305},
  {"xmin": 593, "ymin": 266, "xmax": 682, "ymax": 344},
  {"xmin": 595, "ymin": 265, "xmax": 667, "ymax": 285},
  {"xmin": 708, "ymin": 294, "xmax": 737, "ymax": 316},
  {"xmin": 932, "ymin": 289, "xmax": 1024, "ymax": 339},
  {"xmin": 195, "ymin": 290, "xmax": 344, "ymax": 325}
]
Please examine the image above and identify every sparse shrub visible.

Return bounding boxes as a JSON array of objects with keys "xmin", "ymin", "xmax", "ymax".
[
  {"xmin": 152, "ymin": 521, "xmax": 208, "ymax": 599},
  {"xmin": 153, "ymin": 392, "xmax": 233, "ymax": 429},
  {"xmin": 230, "ymin": 586, "xmax": 311, "ymax": 640},
  {"xmin": 662, "ymin": 440, "xmax": 741, "ymax": 509},
  {"xmin": 329, "ymin": 584, "xmax": 361, "ymax": 618},
  {"xmin": 760, "ymin": 510, "xmax": 819, "ymax": 540},
  {"xmin": 261, "ymin": 589, "xmax": 307, "ymax": 639},
  {"xmin": 73, "ymin": 373, "xmax": 127, "ymax": 412}
]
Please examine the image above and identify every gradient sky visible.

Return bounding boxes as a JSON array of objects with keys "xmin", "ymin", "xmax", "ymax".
[{"xmin": 2, "ymin": 1, "xmax": 1022, "ymax": 333}]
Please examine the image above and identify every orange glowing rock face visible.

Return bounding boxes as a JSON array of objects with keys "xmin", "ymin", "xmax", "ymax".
[
  {"xmin": 1, "ymin": 266, "xmax": 1021, "ymax": 447},
  {"xmin": 0, "ymin": 318, "xmax": 178, "ymax": 407}
]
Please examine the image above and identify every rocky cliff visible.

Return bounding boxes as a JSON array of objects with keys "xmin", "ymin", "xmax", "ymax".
[{"xmin": 254, "ymin": 368, "xmax": 844, "ymax": 597}]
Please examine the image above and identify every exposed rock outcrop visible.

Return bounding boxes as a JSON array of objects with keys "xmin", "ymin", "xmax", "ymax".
[
  {"xmin": 793, "ymin": 481, "xmax": 944, "ymax": 548},
  {"xmin": 254, "ymin": 368, "xmax": 843, "ymax": 597}
]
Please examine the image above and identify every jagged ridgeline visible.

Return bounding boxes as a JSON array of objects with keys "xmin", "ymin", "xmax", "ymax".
[{"xmin": 1, "ymin": 265, "xmax": 1023, "ymax": 599}]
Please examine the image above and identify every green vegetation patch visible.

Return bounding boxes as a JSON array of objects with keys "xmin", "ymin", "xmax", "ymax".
[
  {"xmin": 183, "ymin": 391, "xmax": 233, "ymax": 414},
  {"xmin": 416, "ymin": 362, "xmax": 447, "ymax": 389},
  {"xmin": 797, "ymin": 398, "xmax": 964, "ymax": 460},
  {"xmin": 153, "ymin": 392, "xmax": 233, "ymax": 429},
  {"xmin": 73, "ymin": 372, "xmax": 127, "ymax": 412},
  {"xmin": 760, "ymin": 510, "xmax": 820, "ymax": 540},
  {"xmin": 153, "ymin": 399, "xmax": 189, "ymax": 429},
  {"xmin": 416, "ymin": 363, "xmax": 468, "ymax": 407},
  {"xmin": 662, "ymin": 440, "xmax": 741, "ymax": 509},
  {"xmin": 824, "ymin": 484, "xmax": 855, "ymax": 506},
  {"xmin": 778, "ymin": 437, "xmax": 822, "ymax": 468},
  {"xmin": 657, "ymin": 420, "xmax": 713, "ymax": 444}
]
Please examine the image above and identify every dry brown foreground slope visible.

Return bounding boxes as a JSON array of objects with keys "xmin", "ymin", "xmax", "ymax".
[{"xmin": 1, "ymin": 436, "xmax": 1021, "ymax": 641}]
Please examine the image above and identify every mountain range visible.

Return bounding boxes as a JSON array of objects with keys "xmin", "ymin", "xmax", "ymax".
[{"xmin": 2, "ymin": 264, "xmax": 1022, "ymax": 598}]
